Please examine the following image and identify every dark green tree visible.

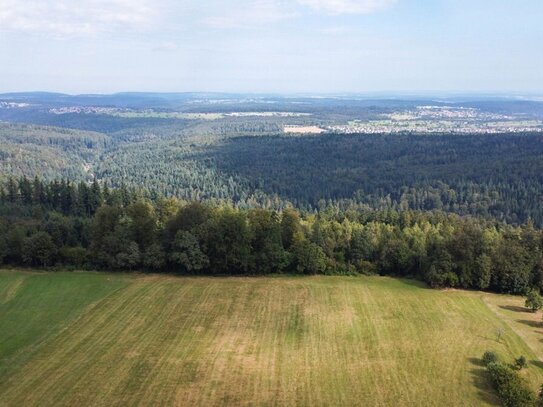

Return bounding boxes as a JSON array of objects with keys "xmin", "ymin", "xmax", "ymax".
[
  {"xmin": 249, "ymin": 208, "xmax": 287, "ymax": 274},
  {"xmin": 22, "ymin": 232, "xmax": 57, "ymax": 267},
  {"xmin": 170, "ymin": 231, "xmax": 209, "ymax": 272},
  {"xmin": 293, "ymin": 240, "xmax": 327, "ymax": 275}
]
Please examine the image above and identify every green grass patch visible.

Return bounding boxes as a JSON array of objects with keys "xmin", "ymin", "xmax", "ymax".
[{"xmin": 0, "ymin": 270, "xmax": 130, "ymax": 380}]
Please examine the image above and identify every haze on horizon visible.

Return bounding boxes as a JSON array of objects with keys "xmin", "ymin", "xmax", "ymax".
[{"xmin": 1, "ymin": 0, "xmax": 542, "ymax": 94}]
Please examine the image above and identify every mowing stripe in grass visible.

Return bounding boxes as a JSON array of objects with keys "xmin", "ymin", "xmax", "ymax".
[{"xmin": 1, "ymin": 273, "xmax": 542, "ymax": 406}]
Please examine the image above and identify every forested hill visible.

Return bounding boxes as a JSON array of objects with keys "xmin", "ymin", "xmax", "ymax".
[
  {"xmin": 2, "ymin": 120, "xmax": 543, "ymax": 225},
  {"xmin": 0, "ymin": 123, "xmax": 108, "ymax": 181},
  {"xmin": 213, "ymin": 132, "xmax": 543, "ymax": 224}
]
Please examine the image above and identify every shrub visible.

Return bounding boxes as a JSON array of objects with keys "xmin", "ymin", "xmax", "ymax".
[
  {"xmin": 525, "ymin": 289, "xmax": 543, "ymax": 312},
  {"xmin": 514, "ymin": 356, "xmax": 527, "ymax": 370},
  {"xmin": 426, "ymin": 266, "xmax": 459, "ymax": 288},
  {"xmin": 486, "ymin": 362, "xmax": 535, "ymax": 407},
  {"xmin": 354, "ymin": 259, "xmax": 377, "ymax": 275},
  {"xmin": 59, "ymin": 246, "xmax": 90, "ymax": 267},
  {"xmin": 482, "ymin": 351, "xmax": 499, "ymax": 366}
]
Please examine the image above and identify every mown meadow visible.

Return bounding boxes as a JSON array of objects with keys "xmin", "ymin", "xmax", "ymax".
[{"xmin": 0, "ymin": 270, "xmax": 542, "ymax": 406}]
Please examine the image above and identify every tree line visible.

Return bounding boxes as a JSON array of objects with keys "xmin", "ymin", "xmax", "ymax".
[{"xmin": 1, "ymin": 177, "xmax": 542, "ymax": 295}]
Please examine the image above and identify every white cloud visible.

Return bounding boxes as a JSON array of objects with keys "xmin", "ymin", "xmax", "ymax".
[
  {"xmin": 201, "ymin": 0, "xmax": 395, "ymax": 29},
  {"xmin": 0, "ymin": 0, "xmax": 155, "ymax": 36},
  {"xmin": 0, "ymin": 0, "xmax": 397, "ymax": 37},
  {"xmin": 296, "ymin": 0, "xmax": 396, "ymax": 14},
  {"xmin": 202, "ymin": 0, "xmax": 296, "ymax": 29}
]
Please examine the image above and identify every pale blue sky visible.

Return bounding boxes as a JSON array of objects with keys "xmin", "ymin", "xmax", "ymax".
[{"xmin": 1, "ymin": 0, "xmax": 542, "ymax": 94}]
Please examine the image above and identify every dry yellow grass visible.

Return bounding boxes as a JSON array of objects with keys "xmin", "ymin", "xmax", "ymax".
[
  {"xmin": 283, "ymin": 125, "xmax": 325, "ymax": 134},
  {"xmin": 1, "ymin": 271, "xmax": 542, "ymax": 406},
  {"xmin": 483, "ymin": 293, "xmax": 543, "ymax": 363}
]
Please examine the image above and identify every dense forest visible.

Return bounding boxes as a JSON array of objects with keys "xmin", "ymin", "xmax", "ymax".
[
  {"xmin": 1, "ymin": 177, "xmax": 542, "ymax": 295},
  {"xmin": 210, "ymin": 132, "xmax": 543, "ymax": 224},
  {"xmin": 0, "ymin": 123, "xmax": 108, "ymax": 180},
  {"xmin": 2, "ymin": 122, "xmax": 543, "ymax": 226}
]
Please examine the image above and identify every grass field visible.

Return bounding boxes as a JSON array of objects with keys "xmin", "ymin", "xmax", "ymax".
[{"xmin": 0, "ymin": 270, "xmax": 542, "ymax": 406}]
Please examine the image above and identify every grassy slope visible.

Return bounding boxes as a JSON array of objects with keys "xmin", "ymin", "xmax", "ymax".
[
  {"xmin": 483, "ymin": 293, "xmax": 543, "ymax": 364},
  {"xmin": 0, "ymin": 271, "xmax": 541, "ymax": 406}
]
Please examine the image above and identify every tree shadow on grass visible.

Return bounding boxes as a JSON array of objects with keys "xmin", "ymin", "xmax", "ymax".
[
  {"xmin": 469, "ymin": 368, "xmax": 500, "ymax": 406},
  {"xmin": 499, "ymin": 305, "xmax": 529, "ymax": 313},
  {"xmin": 468, "ymin": 358, "xmax": 500, "ymax": 406},
  {"xmin": 468, "ymin": 357, "xmax": 485, "ymax": 367},
  {"xmin": 516, "ymin": 319, "xmax": 542, "ymax": 328}
]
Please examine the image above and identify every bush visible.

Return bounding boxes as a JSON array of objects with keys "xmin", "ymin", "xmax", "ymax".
[
  {"xmin": 482, "ymin": 351, "xmax": 499, "ymax": 366},
  {"xmin": 322, "ymin": 260, "xmax": 357, "ymax": 276},
  {"xmin": 426, "ymin": 267, "xmax": 459, "ymax": 288},
  {"xmin": 354, "ymin": 259, "xmax": 377, "ymax": 275},
  {"xmin": 486, "ymin": 362, "xmax": 535, "ymax": 407},
  {"xmin": 514, "ymin": 356, "xmax": 527, "ymax": 370},
  {"xmin": 525, "ymin": 289, "xmax": 543, "ymax": 312},
  {"xmin": 59, "ymin": 246, "xmax": 90, "ymax": 267}
]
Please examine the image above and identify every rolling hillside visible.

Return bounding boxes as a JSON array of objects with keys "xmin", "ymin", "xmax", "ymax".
[
  {"xmin": 0, "ymin": 270, "xmax": 542, "ymax": 406},
  {"xmin": 0, "ymin": 123, "xmax": 108, "ymax": 181}
]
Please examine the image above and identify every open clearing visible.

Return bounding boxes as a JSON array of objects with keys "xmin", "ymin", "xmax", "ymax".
[
  {"xmin": 0, "ymin": 270, "xmax": 542, "ymax": 406},
  {"xmin": 283, "ymin": 125, "xmax": 325, "ymax": 134}
]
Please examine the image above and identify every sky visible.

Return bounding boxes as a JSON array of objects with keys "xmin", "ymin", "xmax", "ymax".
[{"xmin": 0, "ymin": 0, "xmax": 542, "ymax": 94}]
